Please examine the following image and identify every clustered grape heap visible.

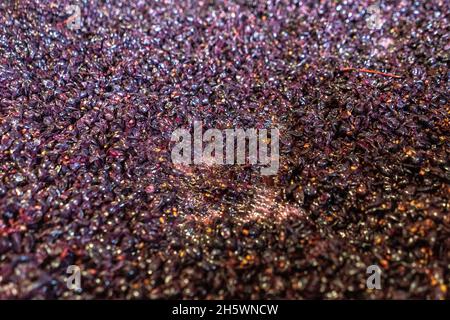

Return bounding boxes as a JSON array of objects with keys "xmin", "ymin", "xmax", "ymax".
[{"xmin": 0, "ymin": 1, "xmax": 448, "ymax": 299}]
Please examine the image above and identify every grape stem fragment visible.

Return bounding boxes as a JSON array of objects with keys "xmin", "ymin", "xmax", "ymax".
[{"xmin": 339, "ymin": 67, "xmax": 402, "ymax": 78}]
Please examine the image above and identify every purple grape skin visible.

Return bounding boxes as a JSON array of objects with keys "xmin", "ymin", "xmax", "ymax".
[{"xmin": 0, "ymin": 0, "xmax": 448, "ymax": 300}]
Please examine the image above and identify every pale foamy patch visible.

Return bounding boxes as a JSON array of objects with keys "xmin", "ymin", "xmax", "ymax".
[{"xmin": 246, "ymin": 186, "xmax": 304, "ymax": 223}]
